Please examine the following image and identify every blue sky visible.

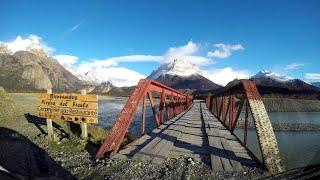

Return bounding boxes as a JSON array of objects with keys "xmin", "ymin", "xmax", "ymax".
[{"xmin": 1, "ymin": 0, "xmax": 320, "ymax": 85}]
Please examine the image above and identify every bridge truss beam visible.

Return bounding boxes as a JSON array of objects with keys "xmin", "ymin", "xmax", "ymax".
[
  {"xmin": 205, "ymin": 80, "xmax": 284, "ymax": 174},
  {"xmin": 96, "ymin": 79, "xmax": 193, "ymax": 158}
]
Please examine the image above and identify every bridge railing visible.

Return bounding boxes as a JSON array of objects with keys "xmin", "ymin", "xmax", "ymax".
[
  {"xmin": 205, "ymin": 80, "xmax": 284, "ymax": 174},
  {"xmin": 96, "ymin": 79, "xmax": 193, "ymax": 158}
]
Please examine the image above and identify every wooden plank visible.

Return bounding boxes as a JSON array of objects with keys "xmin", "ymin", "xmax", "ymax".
[
  {"xmin": 201, "ymin": 101, "xmax": 253, "ymax": 172},
  {"xmin": 220, "ymin": 138, "xmax": 244, "ymax": 171},
  {"xmin": 207, "ymin": 136, "xmax": 225, "ymax": 171},
  {"xmin": 46, "ymin": 89, "xmax": 54, "ymax": 141},
  {"xmin": 117, "ymin": 134, "xmax": 152, "ymax": 156},
  {"xmin": 135, "ymin": 122, "xmax": 179, "ymax": 162},
  {"xmin": 133, "ymin": 135, "xmax": 167, "ymax": 162},
  {"xmin": 80, "ymin": 90, "xmax": 88, "ymax": 139},
  {"xmin": 133, "ymin": 113, "xmax": 185, "ymax": 161},
  {"xmin": 151, "ymin": 126, "xmax": 180, "ymax": 164},
  {"xmin": 123, "ymin": 101, "xmax": 259, "ymax": 172}
]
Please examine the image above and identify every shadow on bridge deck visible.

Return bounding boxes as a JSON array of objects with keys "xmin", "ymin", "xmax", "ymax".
[{"xmin": 116, "ymin": 101, "xmax": 262, "ymax": 172}]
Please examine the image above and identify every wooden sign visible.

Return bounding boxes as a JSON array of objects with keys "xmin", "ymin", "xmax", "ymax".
[{"xmin": 37, "ymin": 93, "xmax": 98, "ymax": 124}]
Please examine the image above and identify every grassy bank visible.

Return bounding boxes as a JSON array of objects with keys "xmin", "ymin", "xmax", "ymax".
[{"xmin": 1, "ymin": 93, "xmax": 136, "ymax": 153}]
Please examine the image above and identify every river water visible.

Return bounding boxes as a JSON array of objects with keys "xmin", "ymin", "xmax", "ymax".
[{"xmin": 98, "ymin": 97, "xmax": 320, "ymax": 170}]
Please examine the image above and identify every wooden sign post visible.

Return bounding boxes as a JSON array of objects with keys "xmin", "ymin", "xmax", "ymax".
[
  {"xmin": 37, "ymin": 90, "xmax": 98, "ymax": 141},
  {"xmin": 46, "ymin": 89, "xmax": 54, "ymax": 141},
  {"xmin": 80, "ymin": 90, "xmax": 88, "ymax": 139}
]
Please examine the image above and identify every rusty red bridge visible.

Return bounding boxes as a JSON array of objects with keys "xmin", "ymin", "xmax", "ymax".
[{"xmin": 96, "ymin": 79, "xmax": 284, "ymax": 174}]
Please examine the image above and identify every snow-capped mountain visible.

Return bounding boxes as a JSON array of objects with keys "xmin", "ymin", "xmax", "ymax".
[
  {"xmin": 149, "ymin": 59, "xmax": 202, "ymax": 79},
  {"xmin": 226, "ymin": 70, "xmax": 320, "ymax": 97},
  {"xmin": 251, "ymin": 70, "xmax": 293, "ymax": 82},
  {"xmin": 148, "ymin": 59, "xmax": 222, "ymax": 91},
  {"xmin": 62, "ymin": 64, "xmax": 101, "ymax": 84}
]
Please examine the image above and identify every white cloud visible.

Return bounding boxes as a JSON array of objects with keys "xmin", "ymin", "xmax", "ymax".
[
  {"xmin": 284, "ymin": 63, "xmax": 304, "ymax": 71},
  {"xmin": 305, "ymin": 73, "xmax": 320, "ymax": 81},
  {"xmin": 84, "ymin": 55, "xmax": 163, "ymax": 68},
  {"xmin": 163, "ymin": 41, "xmax": 212, "ymax": 66},
  {"xmin": 2, "ymin": 35, "xmax": 55, "ymax": 54},
  {"xmin": 53, "ymin": 55, "xmax": 79, "ymax": 66},
  {"xmin": 80, "ymin": 41, "xmax": 212, "ymax": 68},
  {"xmin": 207, "ymin": 43, "xmax": 244, "ymax": 59},
  {"xmin": 87, "ymin": 67, "xmax": 146, "ymax": 87},
  {"xmin": 203, "ymin": 67, "xmax": 251, "ymax": 86}
]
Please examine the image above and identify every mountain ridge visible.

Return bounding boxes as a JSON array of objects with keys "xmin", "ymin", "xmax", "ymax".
[
  {"xmin": 0, "ymin": 51, "xmax": 83, "ymax": 91},
  {"xmin": 148, "ymin": 59, "xmax": 222, "ymax": 93}
]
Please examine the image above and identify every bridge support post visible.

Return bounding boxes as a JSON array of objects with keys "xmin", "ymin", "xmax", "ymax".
[
  {"xmin": 229, "ymin": 95, "xmax": 235, "ymax": 130},
  {"xmin": 159, "ymin": 89, "xmax": 165, "ymax": 123},
  {"xmin": 231, "ymin": 98, "xmax": 245, "ymax": 132},
  {"xmin": 80, "ymin": 90, "xmax": 88, "ymax": 139},
  {"xmin": 148, "ymin": 91, "xmax": 160, "ymax": 126},
  {"xmin": 222, "ymin": 96, "xmax": 229, "ymax": 124},
  {"xmin": 141, "ymin": 95, "xmax": 146, "ymax": 135},
  {"xmin": 244, "ymin": 100, "xmax": 249, "ymax": 146},
  {"xmin": 219, "ymin": 95, "xmax": 226, "ymax": 122},
  {"xmin": 242, "ymin": 80, "xmax": 284, "ymax": 173},
  {"xmin": 46, "ymin": 89, "xmax": 54, "ymax": 141}
]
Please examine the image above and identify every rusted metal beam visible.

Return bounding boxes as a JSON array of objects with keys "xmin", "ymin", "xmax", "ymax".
[
  {"xmin": 168, "ymin": 93, "xmax": 173, "ymax": 119},
  {"xmin": 219, "ymin": 96, "xmax": 224, "ymax": 121},
  {"xmin": 96, "ymin": 79, "xmax": 151, "ymax": 158},
  {"xmin": 222, "ymin": 96, "xmax": 229, "ymax": 124},
  {"xmin": 141, "ymin": 95, "xmax": 146, "ymax": 135},
  {"xmin": 242, "ymin": 80, "xmax": 284, "ymax": 173},
  {"xmin": 229, "ymin": 95, "xmax": 235, "ymax": 130},
  {"xmin": 148, "ymin": 91, "xmax": 161, "ymax": 125},
  {"xmin": 244, "ymin": 100, "xmax": 248, "ymax": 146},
  {"xmin": 159, "ymin": 90, "xmax": 165, "ymax": 124},
  {"xmin": 205, "ymin": 80, "xmax": 284, "ymax": 174},
  {"xmin": 231, "ymin": 98, "xmax": 245, "ymax": 132},
  {"xmin": 214, "ymin": 97, "xmax": 218, "ymax": 117}
]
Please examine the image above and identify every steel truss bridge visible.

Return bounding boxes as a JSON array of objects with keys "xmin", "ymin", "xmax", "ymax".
[{"xmin": 96, "ymin": 79, "xmax": 284, "ymax": 174}]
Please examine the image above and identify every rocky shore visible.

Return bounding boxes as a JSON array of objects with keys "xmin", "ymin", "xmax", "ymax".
[{"xmin": 0, "ymin": 124, "xmax": 269, "ymax": 179}]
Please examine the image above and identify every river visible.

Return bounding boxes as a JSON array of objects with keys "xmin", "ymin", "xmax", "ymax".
[{"xmin": 98, "ymin": 97, "xmax": 320, "ymax": 170}]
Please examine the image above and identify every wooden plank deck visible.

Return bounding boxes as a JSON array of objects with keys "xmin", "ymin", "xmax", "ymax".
[{"xmin": 117, "ymin": 100, "xmax": 260, "ymax": 171}]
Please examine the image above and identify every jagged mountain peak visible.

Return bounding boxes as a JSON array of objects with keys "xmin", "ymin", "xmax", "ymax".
[
  {"xmin": 147, "ymin": 59, "xmax": 222, "ymax": 92},
  {"xmin": 252, "ymin": 70, "xmax": 293, "ymax": 82},
  {"xmin": 149, "ymin": 59, "xmax": 202, "ymax": 79}
]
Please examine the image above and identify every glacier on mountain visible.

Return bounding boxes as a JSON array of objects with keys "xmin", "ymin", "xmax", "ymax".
[
  {"xmin": 251, "ymin": 70, "xmax": 293, "ymax": 82},
  {"xmin": 149, "ymin": 59, "xmax": 202, "ymax": 79}
]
